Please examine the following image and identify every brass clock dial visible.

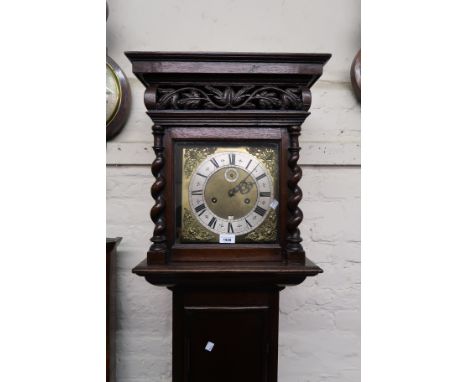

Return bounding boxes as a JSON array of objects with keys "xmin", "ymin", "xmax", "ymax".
[
  {"xmin": 189, "ymin": 150, "xmax": 273, "ymax": 235},
  {"xmin": 180, "ymin": 146, "xmax": 278, "ymax": 243}
]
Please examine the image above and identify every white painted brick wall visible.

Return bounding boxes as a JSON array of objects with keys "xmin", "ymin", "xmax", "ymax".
[{"xmin": 106, "ymin": 0, "xmax": 360, "ymax": 380}]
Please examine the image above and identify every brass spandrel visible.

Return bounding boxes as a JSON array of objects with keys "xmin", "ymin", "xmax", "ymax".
[
  {"xmin": 245, "ymin": 146, "xmax": 277, "ymax": 179},
  {"xmin": 245, "ymin": 209, "xmax": 277, "ymax": 242},
  {"xmin": 181, "ymin": 208, "xmax": 217, "ymax": 242},
  {"xmin": 183, "ymin": 147, "xmax": 217, "ymax": 178}
]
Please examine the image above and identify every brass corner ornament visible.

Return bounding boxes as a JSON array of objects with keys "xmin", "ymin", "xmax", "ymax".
[
  {"xmin": 183, "ymin": 147, "xmax": 217, "ymax": 178},
  {"xmin": 181, "ymin": 208, "xmax": 217, "ymax": 242},
  {"xmin": 245, "ymin": 209, "xmax": 277, "ymax": 242}
]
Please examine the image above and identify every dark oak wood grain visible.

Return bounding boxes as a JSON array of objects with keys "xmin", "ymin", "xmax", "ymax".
[
  {"xmin": 148, "ymin": 124, "xmax": 168, "ymax": 264},
  {"xmin": 172, "ymin": 287, "xmax": 280, "ymax": 382},
  {"xmin": 286, "ymin": 125, "xmax": 305, "ymax": 263},
  {"xmin": 125, "ymin": 51, "xmax": 331, "ymax": 382},
  {"xmin": 133, "ymin": 258, "xmax": 322, "ymax": 287}
]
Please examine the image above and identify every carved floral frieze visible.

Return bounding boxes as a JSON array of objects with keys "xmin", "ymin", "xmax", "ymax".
[{"xmin": 155, "ymin": 85, "xmax": 305, "ymax": 110}]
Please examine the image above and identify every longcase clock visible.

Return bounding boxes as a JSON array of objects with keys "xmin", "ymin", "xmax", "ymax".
[{"xmin": 125, "ymin": 51, "xmax": 331, "ymax": 382}]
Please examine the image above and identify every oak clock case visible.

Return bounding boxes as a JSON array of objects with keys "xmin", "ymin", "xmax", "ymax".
[
  {"xmin": 176, "ymin": 142, "xmax": 279, "ymax": 244},
  {"xmin": 126, "ymin": 52, "xmax": 331, "ymax": 382}
]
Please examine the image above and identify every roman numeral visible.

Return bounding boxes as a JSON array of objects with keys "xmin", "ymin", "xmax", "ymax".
[
  {"xmin": 254, "ymin": 206, "xmax": 267, "ymax": 217},
  {"xmin": 208, "ymin": 216, "xmax": 217, "ymax": 229},
  {"xmin": 227, "ymin": 222, "xmax": 234, "ymax": 233},
  {"xmin": 246, "ymin": 159, "xmax": 252, "ymax": 170},
  {"xmin": 194, "ymin": 203, "xmax": 206, "ymax": 215},
  {"xmin": 245, "ymin": 218, "xmax": 253, "ymax": 228},
  {"xmin": 259, "ymin": 191, "xmax": 271, "ymax": 197},
  {"xmin": 228, "ymin": 153, "xmax": 236, "ymax": 165},
  {"xmin": 196, "ymin": 172, "xmax": 207, "ymax": 178},
  {"xmin": 255, "ymin": 173, "xmax": 267, "ymax": 181},
  {"xmin": 210, "ymin": 158, "xmax": 219, "ymax": 168},
  {"xmin": 191, "ymin": 190, "xmax": 203, "ymax": 195}
]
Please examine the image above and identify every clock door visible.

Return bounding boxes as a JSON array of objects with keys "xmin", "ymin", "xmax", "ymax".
[
  {"xmin": 174, "ymin": 288, "xmax": 280, "ymax": 382},
  {"xmin": 166, "ymin": 127, "xmax": 287, "ymax": 262},
  {"xmin": 185, "ymin": 308, "xmax": 269, "ymax": 382}
]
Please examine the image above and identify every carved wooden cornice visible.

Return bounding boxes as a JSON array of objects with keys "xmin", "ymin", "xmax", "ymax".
[{"xmin": 128, "ymin": 51, "xmax": 330, "ymax": 124}]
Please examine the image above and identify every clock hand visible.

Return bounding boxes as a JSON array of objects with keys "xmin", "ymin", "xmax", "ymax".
[{"xmin": 228, "ymin": 163, "xmax": 259, "ymax": 197}]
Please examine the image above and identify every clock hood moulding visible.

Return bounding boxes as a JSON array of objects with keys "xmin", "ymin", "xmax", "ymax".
[{"xmin": 125, "ymin": 51, "xmax": 331, "ymax": 88}]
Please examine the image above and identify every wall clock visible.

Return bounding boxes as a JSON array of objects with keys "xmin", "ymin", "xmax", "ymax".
[
  {"xmin": 126, "ymin": 52, "xmax": 331, "ymax": 382},
  {"xmin": 106, "ymin": 56, "xmax": 131, "ymax": 141},
  {"xmin": 351, "ymin": 49, "xmax": 361, "ymax": 102}
]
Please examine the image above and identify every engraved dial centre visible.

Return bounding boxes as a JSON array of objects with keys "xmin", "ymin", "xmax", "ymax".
[{"xmin": 205, "ymin": 167, "xmax": 258, "ymax": 219}]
